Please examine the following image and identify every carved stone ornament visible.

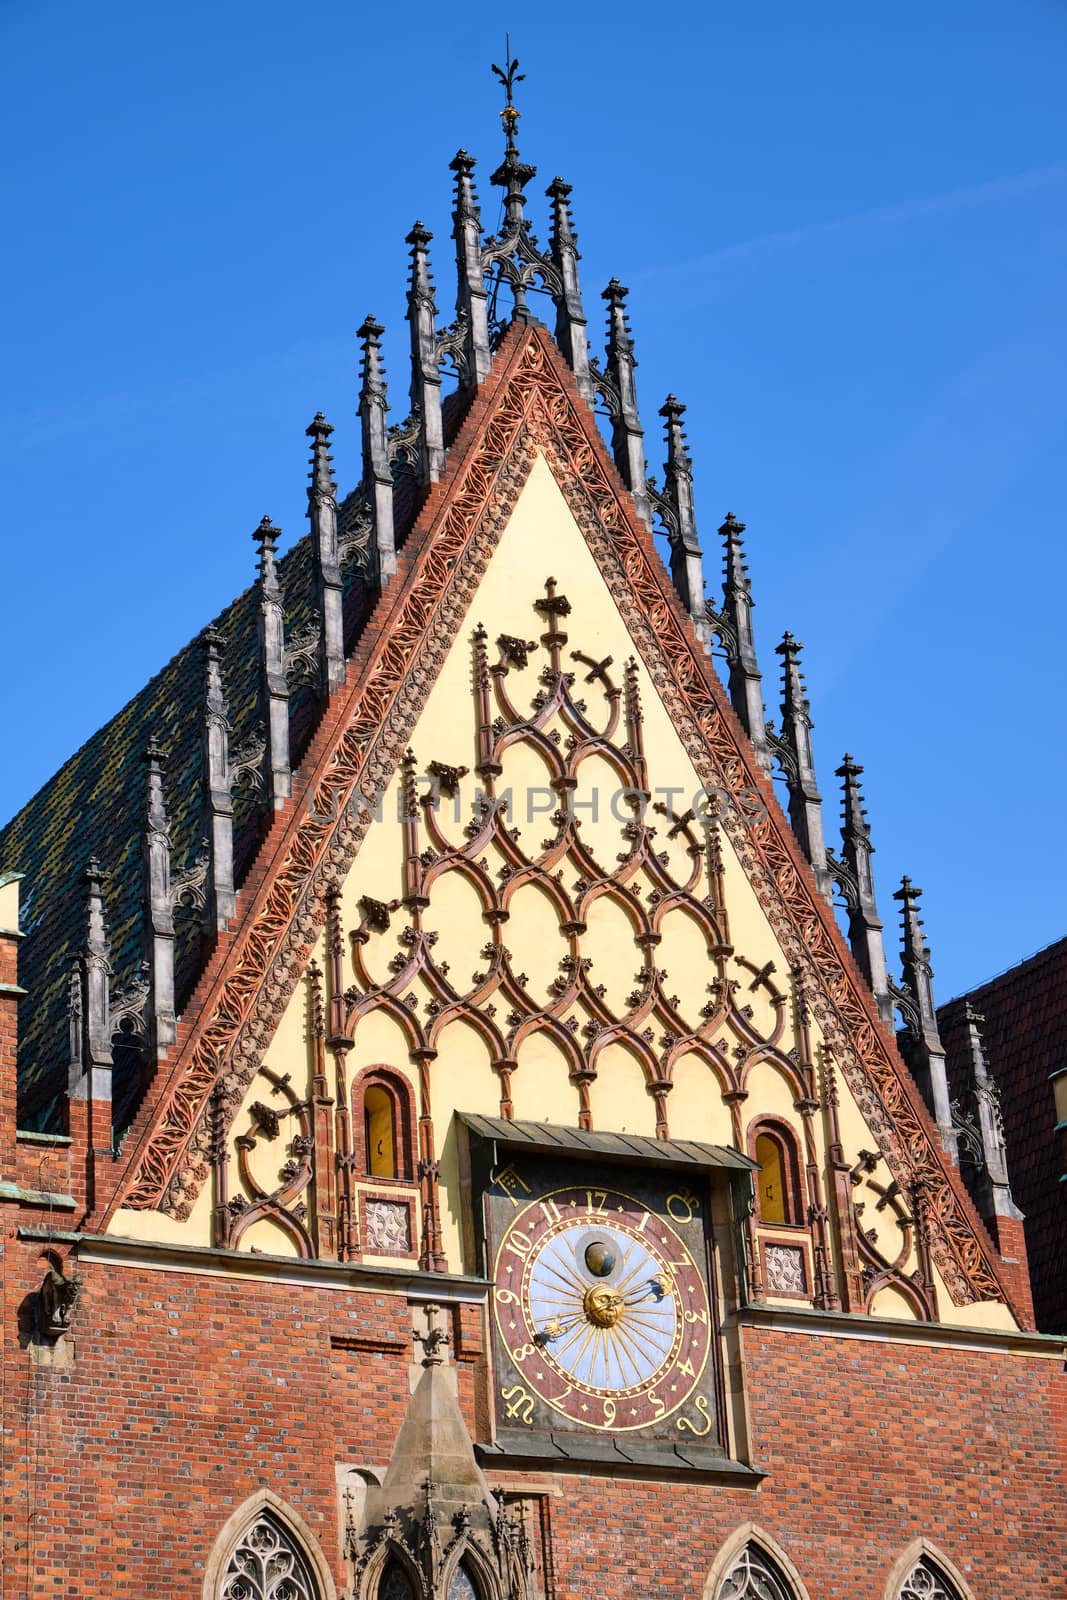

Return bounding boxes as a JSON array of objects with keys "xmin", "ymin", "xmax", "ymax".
[
  {"xmin": 365, "ymin": 1199, "xmax": 412, "ymax": 1254},
  {"xmin": 117, "ymin": 327, "xmax": 1006, "ymax": 1314},
  {"xmin": 764, "ymin": 1244, "xmax": 805, "ymax": 1297},
  {"xmin": 37, "ymin": 1263, "xmax": 83, "ymax": 1340},
  {"xmin": 221, "ymin": 1512, "xmax": 318, "ymax": 1600}
]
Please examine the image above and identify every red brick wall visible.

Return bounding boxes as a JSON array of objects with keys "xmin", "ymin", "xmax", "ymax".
[{"xmin": 0, "ymin": 1252, "xmax": 1063, "ymax": 1600}]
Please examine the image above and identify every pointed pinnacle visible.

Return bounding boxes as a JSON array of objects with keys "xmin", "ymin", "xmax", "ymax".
[
  {"xmin": 720, "ymin": 513, "xmax": 751, "ymax": 593},
  {"xmin": 547, "ymin": 176, "xmax": 578, "ymax": 246},
  {"xmin": 306, "ymin": 412, "xmax": 336, "ymax": 497},
  {"xmin": 776, "ymin": 632, "xmax": 810, "ymax": 718},
  {"xmin": 836, "ymin": 754, "xmax": 870, "ymax": 836},
  {"xmin": 660, "ymin": 396, "xmax": 690, "ymax": 462},
  {"xmin": 201, "ymin": 624, "xmax": 225, "ymax": 662}
]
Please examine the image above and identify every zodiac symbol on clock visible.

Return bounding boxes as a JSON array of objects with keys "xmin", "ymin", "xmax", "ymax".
[{"xmin": 500, "ymin": 1384, "xmax": 535, "ymax": 1425}]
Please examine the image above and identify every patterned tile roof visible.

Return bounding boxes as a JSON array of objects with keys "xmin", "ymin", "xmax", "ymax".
[
  {"xmin": 941, "ymin": 938, "xmax": 1067, "ymax": 1333},
  {"xmin": 0, "ymin": 507, "xmax": 373, "ymax": 1132}
]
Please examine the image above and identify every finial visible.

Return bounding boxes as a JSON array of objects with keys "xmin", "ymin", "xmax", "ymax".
[
  {"xmin": 357, "ymin": 315, "xmax": 387, "ymax": 393},
  {"xmin": 658, "ymin": 396, "xmax": 707, "ymax": 636},
  {"xmin": 831, "ymin": 754, "xmax": 891, "ymax": 1021},
  {"xmin": 357, "ymin": 316, "xmax": 397, "ymax": 584},
  {"xmin": 145, "ymin": 737, "xmax": 167, "ymax": 826},
  {"xmin": 892, "ymin": 875, "xmax": 957, "ymax": 1158},
  {"xmin": 601, "ymin": 281, "xmax": 650, "ymax": 527},
  {"xmin": 253, "ymin": 516, "xmax": 282, "ymax": 598},
  {"xmin": 772, "ymin": 633, "xmax": 832, "ymax": 901},
  {"xmin": 73, "ymin": 856, "xmax": 113, "ymax": 1103},
  {"xmin": 305, "ymin": 411, "xmax": 344, "ymax": 693},
  {"xmin": 546, "ymin": 176, "xmax": 592, "ymax": 401},
  {"xmin": 708, "ymin": 513, "xmax": 771, "ymax": 773},
  {"xmin": 143, "ymin": 736, "xmax": 177, "ymax": 1048},
  {"xmin": 490, "ymin": 38, "xmax": 535, "ymax": 234},
  {"xmin": 406, "ymin": 223, "xmax": 444, "ymax": 482},
  {"xmin": 202, "ymin": 623, "xmax": 224, "ymax": 664},
  {"xmin": 491, "ymin": 34, "xmax": 525, "ymax": 139},
  {"xmin": 450, "ymin": 150, "xmax": 491, "ymax": 387},
  {"xmin": 306, "ymin": 412, "xmax": 336, "ymax": 493},
  {"xmin": 837, "ymin": 753, "xmax": 867, "ymax": 836}
]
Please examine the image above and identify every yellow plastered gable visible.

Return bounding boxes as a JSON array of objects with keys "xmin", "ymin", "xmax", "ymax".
[{"xmin": 107, "ymin": 447, "xmax": 1018, "ymax": 1330}]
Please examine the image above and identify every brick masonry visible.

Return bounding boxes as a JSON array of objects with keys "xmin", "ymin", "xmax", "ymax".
[{"xmin": 0, "ymin": 1243, "xmax": 1062, "ymax": 1599}]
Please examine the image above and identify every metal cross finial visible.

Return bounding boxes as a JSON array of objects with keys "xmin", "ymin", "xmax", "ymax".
[{"xmin": 491, "ymin": 35, "xmax": 525, "ymax": 132}]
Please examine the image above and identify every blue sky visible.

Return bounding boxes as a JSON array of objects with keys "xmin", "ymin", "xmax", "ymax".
[{"xmin": 1, "ymin": 0, "xmax": 1065, "ymax": 1000}]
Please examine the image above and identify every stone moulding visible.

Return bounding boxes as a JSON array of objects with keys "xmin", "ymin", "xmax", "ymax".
[{"xmin": 108, "ymin": 325, "xmax": 1008, "ymax": 1315}]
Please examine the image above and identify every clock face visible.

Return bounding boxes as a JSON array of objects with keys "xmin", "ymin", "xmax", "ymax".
[{"xmin": 491, "ymin": 1180, "xmax": 713, "ymax": 1434}]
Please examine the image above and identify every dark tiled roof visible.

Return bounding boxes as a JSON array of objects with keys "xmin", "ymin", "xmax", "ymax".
[
  {"xmin": 0, "ymin": 343, "xmax": 479, "ymax": 1136},
  {"xmin": 941, "ymin": 938, "xmax": 1067, "ymax": 1333},
  {"xmin": 0, "ymin": 517, "xmax": 372, "ymax": 1133}
]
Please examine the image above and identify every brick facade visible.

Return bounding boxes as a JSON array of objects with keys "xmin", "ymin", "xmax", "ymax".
[{"xmin": 0, "ymin": 1237, "xmax": 1062, "ymax": 1599}]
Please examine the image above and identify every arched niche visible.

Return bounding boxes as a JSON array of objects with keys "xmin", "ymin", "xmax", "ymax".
[{"xmin": 202, "ymin": 1488, "xmax": 337, "ymax": 1600}]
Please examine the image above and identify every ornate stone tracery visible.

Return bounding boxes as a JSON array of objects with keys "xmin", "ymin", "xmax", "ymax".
[
  {"xmin": 220, "ymin": 1512, "xmax": 320, "ymax": 1600},
  {"xmin": 897, "ymin": 1559, "xmax": 964, "ymax": 1600},
  {"xmin": 716, "ymin": 1545, "xmax": 797, "ymax": 1600},
  {"xmin": 114, "ymin": 327, "xmax": 1008, "ymax": 1314}
]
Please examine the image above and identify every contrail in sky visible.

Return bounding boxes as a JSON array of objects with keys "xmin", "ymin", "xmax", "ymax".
[{"xmin": 634, "ymin": 161, "xmax": 1067, "ymax": 281}]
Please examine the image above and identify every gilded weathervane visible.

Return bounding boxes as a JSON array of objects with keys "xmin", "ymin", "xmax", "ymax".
[{"xmin": 491, "ymin": 36, "xmax": 525, "ymax": 140}]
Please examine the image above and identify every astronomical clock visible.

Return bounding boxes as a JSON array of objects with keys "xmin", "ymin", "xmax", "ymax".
[{"xmin": 465, "ymin": 1120, "xmax": 753, "ymax": 1469}]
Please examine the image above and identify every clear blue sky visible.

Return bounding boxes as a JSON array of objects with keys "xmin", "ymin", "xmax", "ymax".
[{"xmin": 2, "ymin": 1, "xmax": 1065, "ymax": 1001}]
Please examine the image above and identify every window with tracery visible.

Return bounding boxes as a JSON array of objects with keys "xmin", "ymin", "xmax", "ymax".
[
  {"xmin": 378, "ymin": 1560, "xmax": 417, "ymax": 1600},
  {"xmin": 717, "ymin": 1544, "xmax": 796, "ymax": 1600},
  {"xmin": 898, "ymin": 1558, "xmax": 964, "ymax": 1600},
  {"xmin": 221, "ymin": 1511, "xmax": 319, "ymax": 1600},
  {"xmin": 447, "ymin": 1561, "xmax": 481, "ymax": 1600}
]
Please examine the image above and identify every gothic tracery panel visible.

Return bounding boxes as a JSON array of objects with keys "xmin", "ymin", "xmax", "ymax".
[
  {"xmin": 897, "ymin": 1558, "xmax": 964, "ymax": 1600},
  {"xmin": 716, "ymin": 1545, "xmax": 796, "ymax": 1600},
  {"xmin": 221, "ymin": 1512, "xmax": 319, "ymax": 1600}
]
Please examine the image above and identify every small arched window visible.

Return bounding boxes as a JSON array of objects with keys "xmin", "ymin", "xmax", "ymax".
[
  {"xmin": 717, "ymin": 1543, "xmax": 797, "ymax": 1600},
  {"xmin": 751, "ymin": 1122, "xmax": 803, "ymax": 1225},
  {"xmin": 353, "ymin": 1068, "xmax": 416, "ymax": 1181},
  {"xmin": 897, "ymin": 1558, "xmax": 965, "ymax": 1600},
  {"xmin": 365, "ymin": 1084, "xmax": 397, "ymax": 1178}
]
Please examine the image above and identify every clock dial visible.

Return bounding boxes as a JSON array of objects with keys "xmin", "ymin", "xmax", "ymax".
[{"xmin": 493, "ymin": 1183, "xmax": 712, "ymax": 1432}]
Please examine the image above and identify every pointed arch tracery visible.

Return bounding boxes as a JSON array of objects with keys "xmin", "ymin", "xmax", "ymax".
[
  {"xmin": 204, "ymin": 1490, "xmax": 336, "ymax": 1600},
  {"xmin": 884, "ymin": 1540, "xmax": 975, "ymax": 1600},
  {"xmin": 702, "ymin": 1525, "xmax": 810, "ymax": 1600}
]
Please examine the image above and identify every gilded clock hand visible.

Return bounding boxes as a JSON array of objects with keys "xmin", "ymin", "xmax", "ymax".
[{"xmin": 622, "ymin": 1269, "xmax": 675, "ymax": 1305}]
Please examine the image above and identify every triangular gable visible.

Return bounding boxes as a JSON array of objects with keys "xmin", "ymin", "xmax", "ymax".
[{"xmin": 103, "ymin": 322, "xmax": 1012, "ymax": 1316}]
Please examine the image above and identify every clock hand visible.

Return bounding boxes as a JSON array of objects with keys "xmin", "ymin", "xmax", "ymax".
[{"xmin": 622, "ymin": 1269, "xmax": 676, "ymax": 1305}]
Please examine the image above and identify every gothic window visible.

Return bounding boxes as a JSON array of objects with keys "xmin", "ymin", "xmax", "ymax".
[
  {"xmin": 447, "ymin": 1562, "xmax": 481, "ymax": 1600},
  {"xmin": 364, "ymin": 1084, "xmax": 397, "ymax": 1177},
  {"xmin": 378, "ymin": 1560, "xmax": 418, "ymax": 1600},
  {"xmin": 897, "ymin": 1558, "xmax": 964, "ymax": 1600},
  {"xmin": 354, "ymin": 1068, "xmax": 415, "ymax": 1180},
  {"xmin": 716, "ymin": 1543, "xmax": 796, "ymax": 1600},
  {"xmin": 220, "ymin": 1511, "xmax": 319, "ymax": 1600},
  {"xmin": 752, "ymin": 1123, "xmax": 803, "ymax": 1225}
]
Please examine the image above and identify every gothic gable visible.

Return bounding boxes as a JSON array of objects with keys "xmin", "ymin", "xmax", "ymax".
[{"xmin": 96, "ymin": 325, "xmax": 1016, "ymax": 1323}]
